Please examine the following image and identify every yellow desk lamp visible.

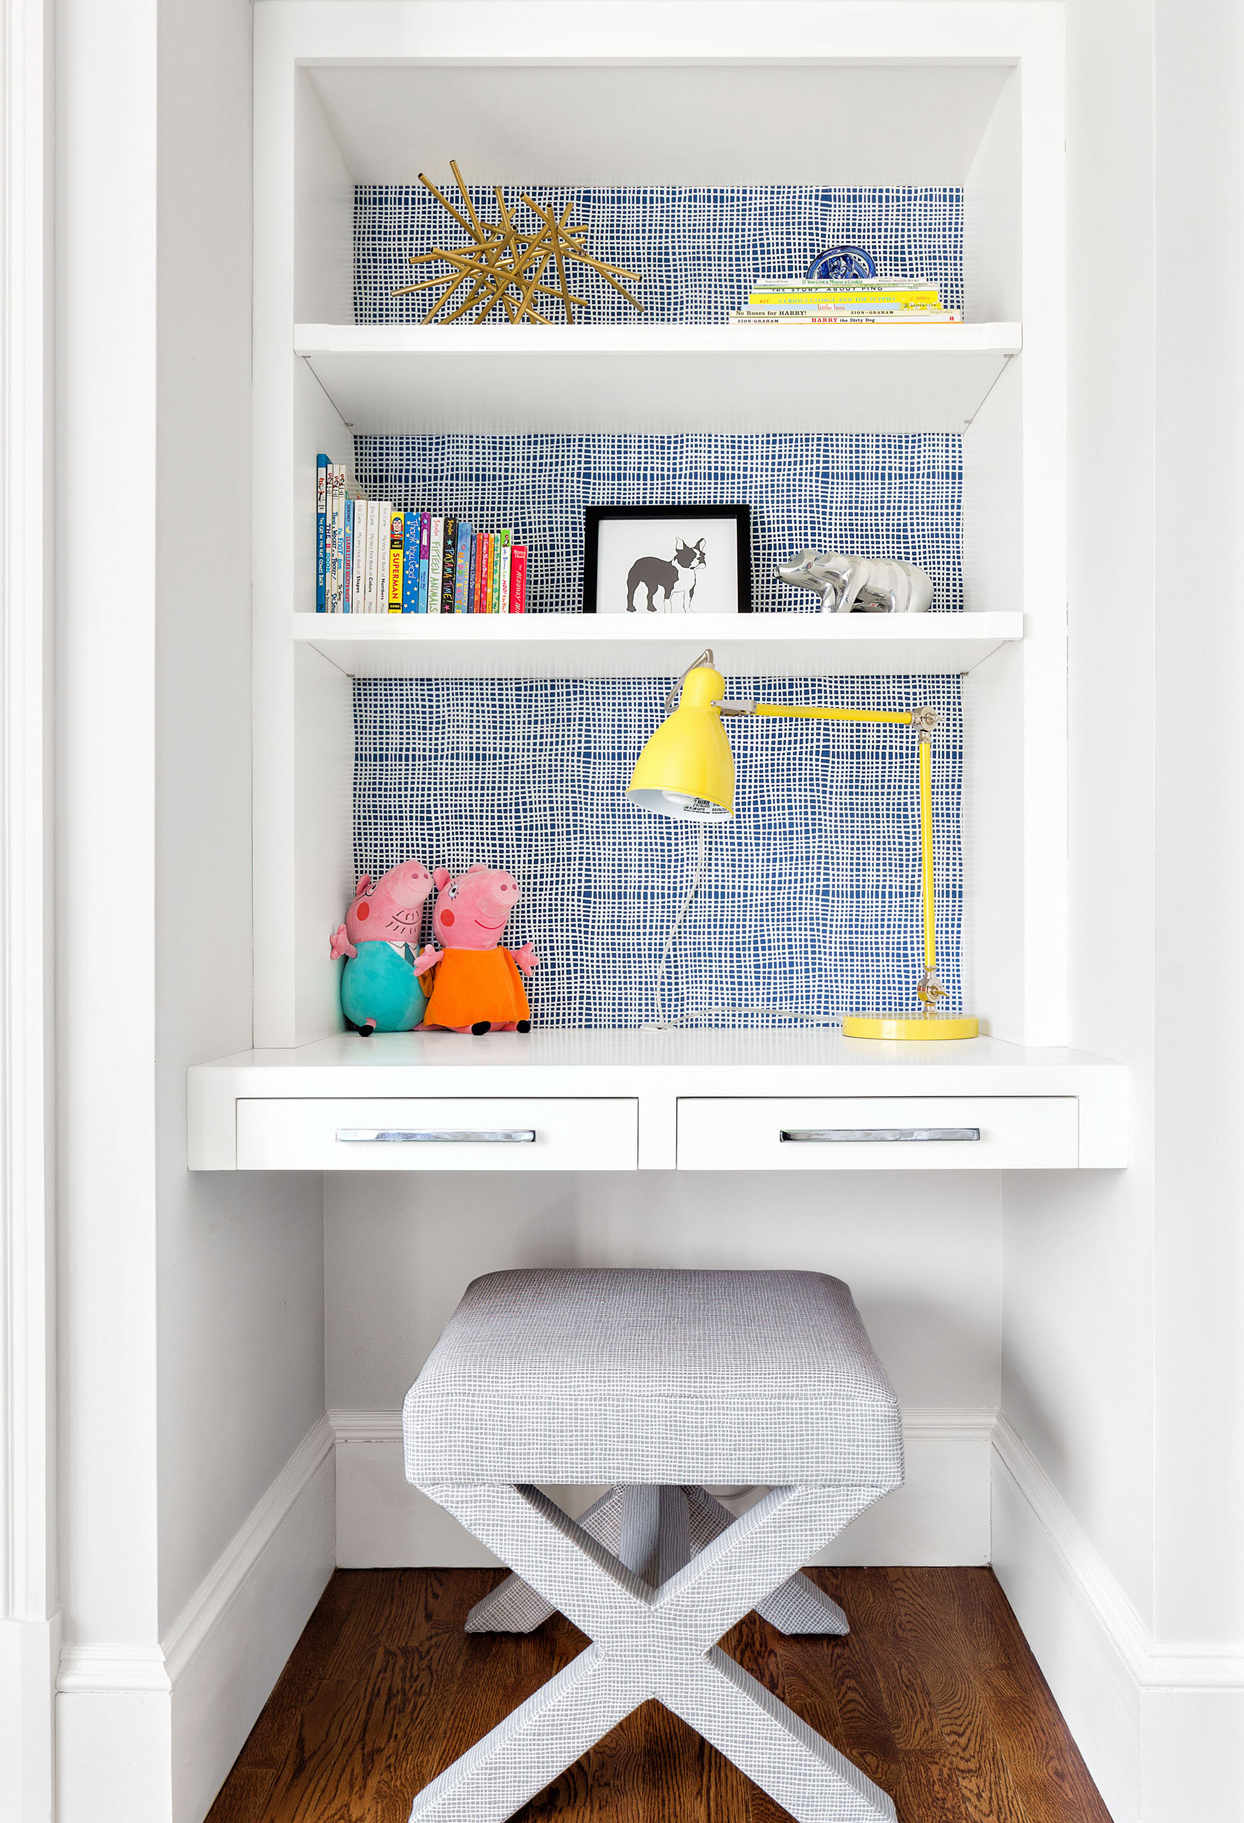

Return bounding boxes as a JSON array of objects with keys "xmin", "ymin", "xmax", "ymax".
[{"xmin": 626, "ymin": 649, "xmax": 978, "ymax": 1040}]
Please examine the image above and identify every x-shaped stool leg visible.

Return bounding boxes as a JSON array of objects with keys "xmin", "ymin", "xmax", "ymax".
[
  {"xmin": 466, "ymin": 1483, "xmax": 849, "ymax": 1640},
  {"xmin": 410, "ymin": 1481, "xmax": 897, "ymax": 1823}
]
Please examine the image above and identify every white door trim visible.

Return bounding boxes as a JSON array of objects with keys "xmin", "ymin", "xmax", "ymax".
[{"xmin": 0, "ymin": 0, "xmax": 56, "ymax": 1815}]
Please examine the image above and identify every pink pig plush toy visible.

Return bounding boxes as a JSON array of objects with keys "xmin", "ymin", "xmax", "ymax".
[
  {"xmin": 329, "ymin": 860, "xmax": 438, "ymax": 1035},
  {"xmin": 415, "ymin": 865, "xmax": 538, "ymax": 1034}
]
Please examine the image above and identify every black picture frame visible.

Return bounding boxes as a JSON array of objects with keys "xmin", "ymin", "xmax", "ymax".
[{"xmin": 582, "ymin": 504, "xmax": 753, "ymax": 615}]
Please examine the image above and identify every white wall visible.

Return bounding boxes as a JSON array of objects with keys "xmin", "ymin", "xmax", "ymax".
[
  {"xmin": 1002, "ymin": 0, "xmax": 1157, "ymax": 1609},
  {"xmin": 994, "ymin": 1, "xmax": 1244, "ymax": 1817},
  {"xmin": 154, "ymin": 1, "xmax": 331, "ymax": 1816},
  {"xmin": 1151, "ymin": 0, "xmax": 1244, "ymax": 1660},
  {"xmin": 154, "ymin": 0, "xmax": 325, "ymax": 1641}
]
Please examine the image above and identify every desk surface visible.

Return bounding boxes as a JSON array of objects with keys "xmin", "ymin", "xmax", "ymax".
[{"xmin": 188, "ymin": 1030, "xmax": 1128, "ymax": 1171}]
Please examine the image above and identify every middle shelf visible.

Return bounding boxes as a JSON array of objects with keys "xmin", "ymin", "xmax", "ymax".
[
  {"xmin": 296, "ymin": 322, "xmax": 1023, "ymax": 436},
  {"xmin": 294, "ymin": 610, "xmax": 1022, "ymax": 680}
]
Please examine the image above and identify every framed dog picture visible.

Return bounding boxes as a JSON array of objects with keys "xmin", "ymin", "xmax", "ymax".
[{"xmin": 582, "ymin": 505, "xmax": 752, "ymax": 616}]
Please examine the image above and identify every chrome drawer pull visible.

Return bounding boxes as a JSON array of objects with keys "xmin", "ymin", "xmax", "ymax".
[
  {"xmin": 780, "ymin": 1127, "xmax": 981, "ymax": 1144},
  {"xmin": 336, "ymin": 1128, "xmax": 537, "ymax": 1145}
]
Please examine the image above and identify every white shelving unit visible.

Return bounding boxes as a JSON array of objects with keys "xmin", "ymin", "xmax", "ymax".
[
  {"xmin": 214, "ymin": 2, "xmax": 1112, "ymax": 1167},
  {"xmin": 295, "ymin": 322, "xmax": 1022, "ymax": 436},
  {"xmin": 293, "ymin": 610, "xmax": 1025, "ymax": 681}
]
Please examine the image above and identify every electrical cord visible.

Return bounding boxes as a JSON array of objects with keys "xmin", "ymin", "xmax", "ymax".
[{"xmin": 643, "ymin": 824, "xmax": 837, "ymax": 1030}]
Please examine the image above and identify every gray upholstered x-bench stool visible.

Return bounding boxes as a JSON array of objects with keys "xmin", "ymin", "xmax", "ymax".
[{"xmin": 402, "ymin": 1268, "xmax": 904, "ymax": 1822}]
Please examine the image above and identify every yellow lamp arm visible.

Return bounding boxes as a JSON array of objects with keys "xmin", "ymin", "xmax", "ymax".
[
  {"xmin": 752, "ymin": 703, "xmax": 915, "ymax": 727},
  {"xmin": 719, "ymin": 698, "xmax": 944, "ymax": 1002}
]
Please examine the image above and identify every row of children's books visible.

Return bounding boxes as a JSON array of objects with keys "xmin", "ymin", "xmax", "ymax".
[
  {"xmin": 315, "ymin": 457, "xmax": 528, "ymax": 613},
  {"xmin": 728, "ymin": 277, "xmax": 963, "ymax": 325}
]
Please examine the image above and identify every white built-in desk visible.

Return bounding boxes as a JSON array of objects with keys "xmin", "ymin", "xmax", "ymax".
[{"xmin": 188, "ymin": 1031, "xmax": 1127, "ymax": 1172}]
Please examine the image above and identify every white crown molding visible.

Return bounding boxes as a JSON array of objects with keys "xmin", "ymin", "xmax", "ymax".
[{"xmin": 993, "ymin": 1413, "xmax": 1244, "ymax": 1694}]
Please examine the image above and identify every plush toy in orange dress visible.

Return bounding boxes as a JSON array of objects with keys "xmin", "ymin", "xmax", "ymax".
[{"xmin": 414, "ymin": 865, "xmax": 539, "ymax": 1034}]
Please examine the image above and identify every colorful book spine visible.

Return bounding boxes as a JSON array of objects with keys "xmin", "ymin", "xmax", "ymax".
[
  {"xmin": 428, "ymin": 517, "xmax": 444, "ymax": 617},
  {"xmin": 347, "ymin": 498, "xmax": 361, "ymax": 614},
  {"xmin": 323, "ymin": 468, "xmax": 334, "ymax": 611},
  {"xmin": 729, "ymin": 308, "xmax": 963, "ymax": 324},
  {"xmin": 315, "ymin": 455, "xmax": 329, "ymax": 611},
  {"xmin": 343, "ymin": 496, "xmax": 355, "ymax": 613},
  {"xmin": 483, "ymin": 534, "xmax": 494, "ymax": 613},
  {"xmin": 752, "ymin": 277, "xmax": 940, "ymax": 295},
  {"xmin": 473, "ymin": 533, "xmax": 485, "ymax": 611},
  {"xmin": 388, "ymin": 510, "xmax": 404, "ymax": 613},
  {"xmin": 401, "ymin": 513, "xmax": 420, "ymax": 612},
  {"xmin": 344, "ymin": 493, "xmax": 357, "ymax": 615},
  {"xmin": 337, "ymin": 471, "xmax": 348, "ymax": 611},
  {"xmin": 329, "ymin": 466, "xmax": 345, "ymax": 612},
  {"xmin": 748, "ymin": 289, "xmax": 941, "ymax": 309},
  {"xmin": 440, "ymin": 516, "xmax": 458, "ymax": 612},
  {"xmin": 378, "ymin": 503, "xmax": 392, "ymax": 613},
  {"xmin": 498, "ymin": 529, "xmax": 512, "ymax": 616},
  {"xmin": 510, "ymin": 544, "xmax": 527, "ymax": 613},
  {"xmin": 454, "ymin": 522, "xmax": 472, "ymax": 611},
  {"xmin": 363, "ymin": 500, "xmax": 379, "ymax": 614},
  {"xmin": 465, "ymin": 531, "xmax": 477, "ymax": 614}
]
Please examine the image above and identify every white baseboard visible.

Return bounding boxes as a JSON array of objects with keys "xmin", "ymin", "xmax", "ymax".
[
  {"xmin": 166, "ymin": 1416, "xmax": 336, "ymax": 1823},
  {"xmin": 330, "ymin": 1405, "xmax": 997, "ymax": 1570},
  {"xmin": 57, "ymin": 1415, "xmax": 336, "ymax": 1823},
  {"xmin": 53, "ymin": 1402, "xmax": 1244, "ymax": 1823},
  {"xmin": 56, "ymin": 1687, "xmax": 173, "ymax": 1823},
  {"xmin": 992, "ymin": 1414, "xmax": 1244, "ymax": 1823}
]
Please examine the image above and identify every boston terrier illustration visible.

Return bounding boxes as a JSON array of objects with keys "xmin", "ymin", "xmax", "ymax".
[{"xmin": 626, "ymin": 537, "xmax": 706, "ymax": 613}]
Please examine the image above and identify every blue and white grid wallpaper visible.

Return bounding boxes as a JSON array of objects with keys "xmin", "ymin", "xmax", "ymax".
[
  {"xmin": 349, "ymin": 185, "xmax": 965, "ymax": 1028},
  {"xmin": 353, "ymin": 676, "xmax": 963, "ymax": 1030},
  {"xmin": 354, "ymin": 184, "xmax": 963, "ymax": 325},
  {"xmin": 354, "ymin": 432, "xmax": 963, "ymax": 617}
]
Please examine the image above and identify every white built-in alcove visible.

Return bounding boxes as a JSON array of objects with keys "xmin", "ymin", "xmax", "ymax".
[
  {"xmin": 198, "ymin": 0, "xmax": 1121, "ymax": 1565},
  {"xmin": 162, "ymin": 7, "xmax": 1123, "ymax": 1820}
]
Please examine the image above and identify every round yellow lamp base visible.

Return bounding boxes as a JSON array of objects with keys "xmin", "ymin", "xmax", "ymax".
[{"xmin": 843, "ymin": 1013, "xmax": 980, "ymax": 1042}]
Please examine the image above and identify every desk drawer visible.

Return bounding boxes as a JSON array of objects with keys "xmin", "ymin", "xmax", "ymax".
[
  {"xmin": 236, "ymin": 1098, "xmax": 639, "ymax": 1171},
  {"xmin": 676, "ymin": 1097, "xmax": 1078, "ymax": 1170}
]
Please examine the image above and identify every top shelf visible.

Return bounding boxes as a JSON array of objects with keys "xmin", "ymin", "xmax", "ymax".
[{"xmin": 295, "ymin": 323, "xmax": 1022, "ymax": 437}]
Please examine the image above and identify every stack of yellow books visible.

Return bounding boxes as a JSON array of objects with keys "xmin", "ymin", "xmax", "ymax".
[{"xmin": 729, "ymin": 278, "xmax": 962, "ymax": 324}]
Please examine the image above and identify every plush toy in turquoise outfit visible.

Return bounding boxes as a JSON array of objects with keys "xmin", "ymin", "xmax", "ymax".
[
  {"xmin": 339, "ymin": 940, "xmax": 428, "ymax": 1033},
  {"xmin": 329, "ymin": 861, "xmax": 439, "ymax": 1035}
]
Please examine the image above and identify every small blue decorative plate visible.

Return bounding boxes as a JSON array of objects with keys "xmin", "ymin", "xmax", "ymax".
[{"xmin": 805, "ymin": 245, "xmax": 877, "ymax": 282}]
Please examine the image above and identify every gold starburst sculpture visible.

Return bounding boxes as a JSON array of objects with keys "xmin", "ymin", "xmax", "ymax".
[{"xmin": 392, "ymin": 160, "xmax": 643, "ymax": 326}]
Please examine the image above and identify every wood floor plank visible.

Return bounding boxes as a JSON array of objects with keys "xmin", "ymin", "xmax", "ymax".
[
  {"xmin": 207, "ymin": 1567, "xmax": 1114, "ymax": 1823},
  {"xmin": 884, "ymin": 1567, "xmax": 1039, "ymax": 1823},
  {"xmin": 805, "ymin": 1568, "xmax": 975, "ymax": 1823},
  {"xmin": 937, "ymin": 1570, "xmax": 1114, "ymax": 1823}
]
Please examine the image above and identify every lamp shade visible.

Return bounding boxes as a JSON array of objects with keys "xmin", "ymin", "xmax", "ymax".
[{"xmin": 626, "ymin": 665, "xmax": 735, "ymax": 821}]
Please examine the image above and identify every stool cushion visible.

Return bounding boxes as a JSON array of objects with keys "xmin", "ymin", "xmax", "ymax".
[{"xmin": 403, "ymin": 1268, "xmax": 903, "ymax": 1487}]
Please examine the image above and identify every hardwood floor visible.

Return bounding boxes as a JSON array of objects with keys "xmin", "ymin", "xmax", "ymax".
[{"xmin": 206, "ymin": 1567, "xmax": 1113, "ymax": 1823}]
